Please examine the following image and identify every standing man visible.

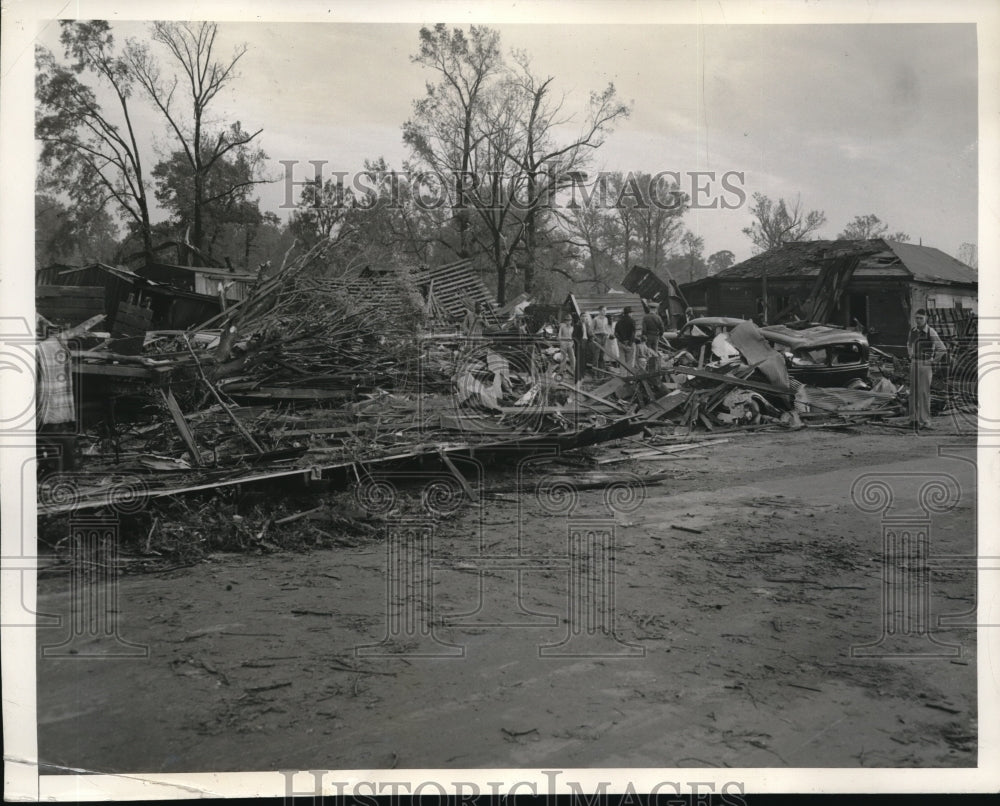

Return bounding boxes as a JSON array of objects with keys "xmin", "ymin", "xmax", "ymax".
[
  {"xmin": 577, "ymin": 310, "xmax": 593, "ymax": 376},
  {"xmin": 557, "ymin": 313, "xmax": 575, "ymax": 379},
  {"xmin": 591, "ymin": 305, "xmax": 611, "ymax": 370},
  {"xmin": 641, "ymin": 307, "xmax": 664, "ymax": 351},
  {"xmin": 614, "ymin": 306, "xmax": 637, "ymax": 370},
  {"xmin": 907, "ymin": 308, "xmax": 947, "ymax": 430},
  {"xmin": 571, "ymin": 313, "xmax": 587, "ymax": 384}
]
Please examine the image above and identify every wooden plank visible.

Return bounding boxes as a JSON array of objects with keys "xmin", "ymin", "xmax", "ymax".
[
  {"xmin": 159, "ymin": 387, "xmax": 203, "ymax": 467},
  {"xmin": 73, "ymin": 363, "xmax": 164, "ymax": 379},
  {"xmin": 674, "ymin": 366, "xmax": 793, "ymax": 397},
  {"xmin": 589, "ymin": 376, "xmax": 627, "ymax": 401},
  {"xmin": 58, "ymin": 314, "xmax": 107, "ymax": 339},
  {"xmin": 638, "ymin": 390, "xmax": 687, "ymax": 420},
  {"xmin": 226, "ymin": 387, "xmax": 355, "ymax": 400},
  {"xmin": 437, "ymin": 449, "xmax": 476, "ymax": 502},
  {"xmin": 558, "ymin": 382, "xmax": 629, "ymax": 412},
  {"xmin": 36, "ymin": 285, "xmax": 104, "ymax": 298}
]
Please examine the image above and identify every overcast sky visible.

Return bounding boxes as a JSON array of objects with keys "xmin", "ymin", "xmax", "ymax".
[{"xmin": 36, "ymin": 18, "xmax": 978, "ymax": 263}]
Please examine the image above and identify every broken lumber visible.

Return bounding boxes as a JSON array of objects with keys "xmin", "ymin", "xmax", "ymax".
[
  {"xmin": 557, "ymin": 381, "xmax": 629, "ymax": 413},
  {"xmin": 673, "ymin": 366, "xmax": 793, "ymax": 398},
  {"xmin": 184, "ymin": 334, "xmax": 265, "ymax": 455},
  {"xmin": 437, "ymin": 448, "xmax": 476, "ymax": 501},
  {"xmin": 159, "ymin": 387, "xmax": 203, "ymax": 467}
]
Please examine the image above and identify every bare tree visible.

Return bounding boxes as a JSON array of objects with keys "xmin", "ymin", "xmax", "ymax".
[
  {"xmin": 403, "ymin": 27, "xmax": 629, "ymax": 302},
  {"xmin": 403, "ymin": 24, "xmax": 504, "ymax": 260},
  {"xmin": 497, "ymin": 53, "xmax": 630, "ymax": 295},
  {"xmin": 127, "ymin": 22, "xmax": 263, "ymax": 263},
  {"xmin": 742, "ymin": 192, "xmax": 826, "ymax": 252},
  {"xmin": 36, "ymin": 21, "xmax": 155, "ymax": 255},
  {"xmin": 608, "ymin": 172, "xmax": 687, "ymax": 271},
  {"xmin": 559, "ymin": 185, "xmax": 619, "ymax": 292}
]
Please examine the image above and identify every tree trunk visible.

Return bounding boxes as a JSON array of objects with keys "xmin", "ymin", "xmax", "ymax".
[
  {"xmin": 192, "ymin": 172, "xmax": 204, "ymax": 266},
  {"xmin": 524, "ymin": 209, "xmax": 536, "ymax": 295},
  {"xmin": 495, "ymin": 242, "xmax": 506, "ymax": 305},
  {"xmin": 138, "ymin": 197, "xmax": 154, "ymax": 261},
  {"xmin": 524, "ymin": 167, "xmax": 537, "ymax": 295}
]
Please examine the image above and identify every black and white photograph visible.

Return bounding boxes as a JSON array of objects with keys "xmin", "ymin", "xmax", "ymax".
[{"xmin": 2, "ymin": 0, "xmax": 998, "ymax": 800}]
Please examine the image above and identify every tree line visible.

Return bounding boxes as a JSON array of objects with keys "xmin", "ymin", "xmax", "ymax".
[
  {"xmin": 36, "ymin": 20, "xmax": 274, "ymax": 270},
  {"xmin": 38, "ymin": 21, "xmax": 971, "ymax": 304}
]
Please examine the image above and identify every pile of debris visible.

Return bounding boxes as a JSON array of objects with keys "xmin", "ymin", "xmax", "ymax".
[
  {"xmin": 36, "ymin": 253, "xmax": 642, "ymax": 519},
  {"xmin": 37, "ymin": 247, "xmax": 938, "ymax": 535},
  {"xmin": 556, "ymin": 319, "xmax": 904, "ymax": 434}
]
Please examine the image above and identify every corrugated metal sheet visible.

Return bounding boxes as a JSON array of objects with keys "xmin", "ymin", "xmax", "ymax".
[
  {"xmin": 565, "ymin": 292, "xmax": 646, "ymax": 316},
  {"xmin": 622, "ymin": 266, "xmax": 670, "ymax": 299},
  {"xmin": 411, "ymin": 260, "xmax": 500, "ymax": 324}
]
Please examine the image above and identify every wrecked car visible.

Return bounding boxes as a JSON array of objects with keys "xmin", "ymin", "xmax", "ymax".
[
  {"xmin": 665, "ymin": 316, "xmax": 747, "ymax": 354},
  {"xmin": 760, "ymin": 324, "xmax": 870, "ymax": 388}
]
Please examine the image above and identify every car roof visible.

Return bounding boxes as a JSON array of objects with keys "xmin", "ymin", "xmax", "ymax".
[
  {"xmin": 761, "ymin": 324, "xmax": 869, "ymax": 349},
  {"xmin": 685, "ymin": 317, "xmax": 747, "ymax": 328}
]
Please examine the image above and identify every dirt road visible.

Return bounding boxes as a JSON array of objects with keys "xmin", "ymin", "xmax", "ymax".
[{"xmin": 36, "ymin": 423, "xmax": 978, "ymax": 772}]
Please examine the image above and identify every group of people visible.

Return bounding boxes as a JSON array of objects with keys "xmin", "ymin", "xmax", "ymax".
[{"xmin": 557, "ymin": 305, "xmax": 668, "ymax": 383}]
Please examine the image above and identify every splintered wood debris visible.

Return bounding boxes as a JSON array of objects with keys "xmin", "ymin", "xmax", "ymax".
[{"xmin": 38, "ymin": 262, "xmax": 924, "ymax": 516}]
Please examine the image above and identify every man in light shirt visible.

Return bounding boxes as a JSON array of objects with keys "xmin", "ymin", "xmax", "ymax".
[
  {"xmin": 906, "ymin": 308, "xmax": 947, "ymax": 430},
  {"xmin": 591, "ymin": 305, "xmax": 611, "ymax": 370}
]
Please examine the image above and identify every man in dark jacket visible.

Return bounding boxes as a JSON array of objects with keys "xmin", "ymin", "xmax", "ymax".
[
  {"xmin": 641, "ymin": 309, "xmax": 664, "ymax": 350},
  {"xmin": 614, "ymin": 306, "xmax": 637, "ymax": 369}
]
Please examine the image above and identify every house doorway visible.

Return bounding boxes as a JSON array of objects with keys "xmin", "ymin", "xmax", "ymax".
[{"xmin": 847, "ymin": 293, "xmax": 869, "ymax": 330}]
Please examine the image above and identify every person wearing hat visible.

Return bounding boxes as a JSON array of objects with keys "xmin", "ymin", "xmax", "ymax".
[
  {"xmin": 614, "ymin": 306, "xmax": 637, "ymax": 370},
  {"xmin": 641, "ymin": 307, "xmax": 664, "ymax": 350}
]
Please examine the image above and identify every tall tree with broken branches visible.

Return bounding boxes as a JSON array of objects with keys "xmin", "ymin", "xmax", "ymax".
[
  {"xmin": 494, "ymin": 52, "xmax": 630, "ymax": 297},
  {"xmin": 127, "ymin": 22, "xmax": 264, "ymax": 264},
  {"xmin": 36, "ymin": 21, "xmax": 155, "ymax": 256},
  {"xmin": 152, "ymin": 124, "xmax": 270, "ymax": 264},
  {"xmin": 403, "ymin": 24, "xmax": 503, "ymax": 261},
  {"xmin": 742, "ymin": 192, "xmax": 826, "ymax": 253}
]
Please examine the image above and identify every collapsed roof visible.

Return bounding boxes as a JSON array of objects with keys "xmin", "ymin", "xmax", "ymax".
[{"xmin": 699, "ymin": 239, "xmax": 977, "ymax": 287}]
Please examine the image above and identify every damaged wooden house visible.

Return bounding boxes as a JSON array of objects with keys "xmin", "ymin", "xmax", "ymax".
[{"xmin": 680, "ymin": 238, "xmax": 978, "ymax": 352}]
